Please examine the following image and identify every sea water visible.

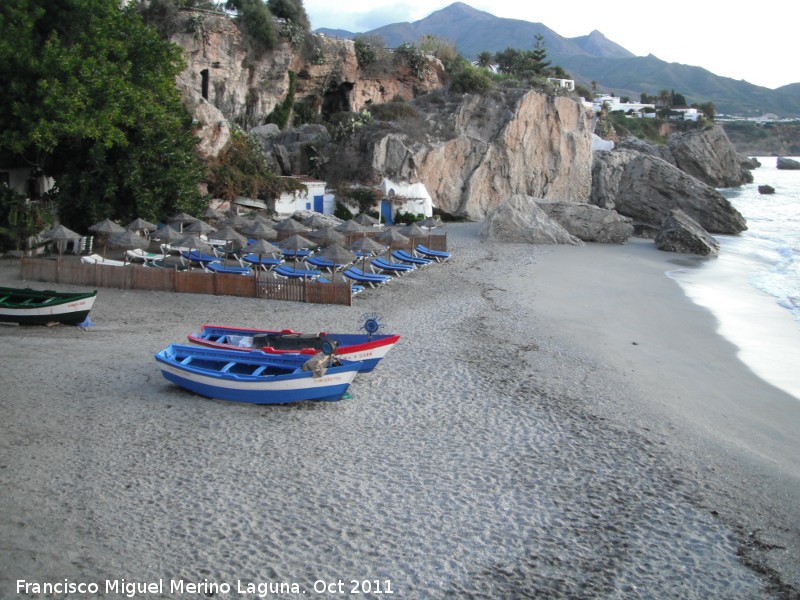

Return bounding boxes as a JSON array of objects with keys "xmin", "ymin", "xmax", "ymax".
[{"xmin": 668, "ymin": 156, "xmax": 800, "ymax": 400}]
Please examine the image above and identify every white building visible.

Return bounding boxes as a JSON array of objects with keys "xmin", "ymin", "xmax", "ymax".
[
  {"xmin": 592, "ymin": 95, "xmax": 655, "ymax": 118},
  {"xmin": 547, "ymin": 78, "xmax": 575, "ymax": 91},
  {"xmin": 273, "ymin": 177, "xmax": 328, "ymax": 217}
]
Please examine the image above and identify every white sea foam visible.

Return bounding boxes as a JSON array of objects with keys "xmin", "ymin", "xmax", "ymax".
[{"xmin": 668, "ymin": 156, "xmax": 800, "ymax": 400}]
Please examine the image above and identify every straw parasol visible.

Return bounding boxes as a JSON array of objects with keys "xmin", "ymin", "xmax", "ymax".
[
  {"xmin": 150, "ymin": 225, "xmax": 184, "ymax": 261},
  {"xmin": 211, "ymin": 225, "xmax": 248, "ymax": 264},
  {"xmin": 278, "ymin": 233, "xmax": 315, "ymax": 268},
  {"xmin": 302, "ymin": 214, "xmax": 330, "ymax": 230},
  {"xmin": 335, "ymin": 220, "xmax": 369, "ymax": 234},
  {"xmin": 88, "ymin": 218, "xmax": 126, "ymax": 257},
  {"xmin": 43, "ymin": 224, "xmax": 81, "ymax": 256},
  {"xmin": 204, "ymin": 207, "xmax": 225, "ymax": 222},
  {"xmin": 107, "ymin": 230, "xmax": 151, "ymax": 262},
  {"xmin": 222, "ymin": 213, "xmax": 251, "ymax": 231},
  {"xmin": 168, "ymin": 212, "xmax": 199, "ymax": 232},
  {"xmin": 183, "ymin": 219, "xmax": 217, "ymax": 235},
  {"xmin": 307, "ymin": 226, "xmax": 345, "ymax": 247},
  {"xmin": 243, "ymin": 238, "xmax": 283, "ymax": 270},
  {"xmin": 240, "ymin": 220, "xmax": 277, "ymax": 241},
  {"xmin": 398, "ymin": 223, "xmax": 426, "ymax": 238},
  {"xmin": 317, "ymin": 243, "xmax": 356, "ymax": 269},
  {"xmin": 350, "ymin": 236, "xmax": 387, "ymax": 272},
  {"xmin": 178, "ymin": 233, "xmax": 215, "ymax": 268},
  {"xmin": 377, "ymin": 228, "xmax": 410, "ymax": 248},
  {"xmin": 274, "ymin": 217, "xmax": 310, "ymax": 236},
  {"xmin": 354, "ymin": 212, "xmax": 380, "ymax": 226},
  {"xmin": 125, "ymin": 218, "xmax": 157, "ymax": 237}
]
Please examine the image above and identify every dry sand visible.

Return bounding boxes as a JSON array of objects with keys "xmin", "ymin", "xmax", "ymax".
[{"xmin": 1, "ymin": 222, "xmax": 798, "ymax": 599}]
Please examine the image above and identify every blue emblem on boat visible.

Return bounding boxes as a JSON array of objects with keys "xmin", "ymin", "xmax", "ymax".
[{"xmin": 362, "ymin": 313, "xmax": 383, "ymax": 339}]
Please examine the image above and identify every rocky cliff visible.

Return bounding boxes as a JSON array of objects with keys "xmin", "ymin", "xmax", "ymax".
[
  {"xmin": 170, "ymin": 10, "xmax": 446, "ymax": 154},
  {"xmin": 316, "ymin": 89, "xmax": 594, "ymax": 220}
]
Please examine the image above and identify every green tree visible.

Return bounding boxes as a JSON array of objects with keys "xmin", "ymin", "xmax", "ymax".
[
  {"xmin": 267, "ymin": 0, "xmax": 309, "ymax": 29},
  {"xmin": 0, "ymin": 0, "xmax": 205, "ymax": 231},
  {"xmin": 226, "ymin": 0, "xmax": 277, "ymax": 55},
  {"xmin": 477, "ymin": 50, "xmax": 493, "ymax": 68}
]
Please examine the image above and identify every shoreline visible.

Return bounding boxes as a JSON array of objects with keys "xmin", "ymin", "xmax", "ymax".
[{"xmin": 1, "ymin": 223, "xmax": 798, "ymax": 598}]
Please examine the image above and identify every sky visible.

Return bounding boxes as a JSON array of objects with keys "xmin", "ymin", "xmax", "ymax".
[{"xmin": 302, "ymin": 0, "xmax": 798, "ymax": 90}]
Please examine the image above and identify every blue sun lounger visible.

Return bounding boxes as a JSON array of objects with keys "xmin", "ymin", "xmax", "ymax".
[
  {"xmin": 273, "ymin": 265, "xmax": 322, "ymax": 280},
  {"xmin": 415, "ymin": 244, "xmax": 451, "ymax": 262},
  {"xmin": 342, "ymin": 268, "xmax": 392, "ymax": 289},
  {"xmin": 371, "ymin": 256, "xmax": 415, "ymax": 276},
  {"xmin": 204, "ymin": 261, "xmax": 253, "ymax": 275},
  {"xmin": 392, "ymin": 250, "xmax": 433, "ymax": 267},
  {"xmin": 240, "ymin": 253, "xmax": 283, "ymax": 270}
]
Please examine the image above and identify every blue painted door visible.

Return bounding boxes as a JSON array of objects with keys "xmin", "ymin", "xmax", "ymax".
[
  {"xmin": 313, "ymin": 195, "xmax": 323, "ymax": 213},
  {"xmin": 381, "ymin": 199, "xmax": 393, "ymax": 225}
]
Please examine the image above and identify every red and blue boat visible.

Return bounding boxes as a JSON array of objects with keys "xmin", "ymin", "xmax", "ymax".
[{"xmin": 187, "ymin": 323, "xmax": 399, "ymax": 373}]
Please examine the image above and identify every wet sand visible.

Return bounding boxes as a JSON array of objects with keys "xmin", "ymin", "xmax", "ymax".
[{"xmin": 1, "ymin": 223, "xmax": 798, "ymax": 598}]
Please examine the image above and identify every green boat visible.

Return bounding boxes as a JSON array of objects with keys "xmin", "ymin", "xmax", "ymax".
[{"xmin": 0, "ymin": 286, "xmax": 97, "ymax": 325}]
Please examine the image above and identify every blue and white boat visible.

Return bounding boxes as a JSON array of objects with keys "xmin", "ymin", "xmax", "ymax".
[{"xmin": 154, "ymin": 344, "xmax": 362, "ymax": 404}]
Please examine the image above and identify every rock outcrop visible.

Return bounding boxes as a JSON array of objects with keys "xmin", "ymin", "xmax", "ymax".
[
  {"xmin": 170, "ymin": 11, "xmax": 446, "ymax": 151},
  {"xmin": 758, "ymin": 184, "xmax": 775, "ymax": 195},
  {"xmin": 591, "ymin": 149, "xmax": 747, "ymax": 234},
  {"xmin": 777, "ymin": 156, "xmax": 800, "ymax": 170},
  {"xmin": 655, "ymin": 209, "xmax": 720, "ymax": 256},
  {"xmin": 323, "ymin": 90, "xmax": 594, "ymax": 220},
  {"xmin": 667, "ymin": 124, "xmax": 754, "ymax": 187},
  {"xmin": 536, "ymin": 201, "xmax": 633, "ymax": 243},
  {"xmin": 479, "ymin": 194, "xmax": 582, "ymax": 245}
]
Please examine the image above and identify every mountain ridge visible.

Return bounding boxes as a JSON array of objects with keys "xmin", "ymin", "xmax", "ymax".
[{"xmin": 317, "ymin": 2, "xmax": 799, "ymax": 117}]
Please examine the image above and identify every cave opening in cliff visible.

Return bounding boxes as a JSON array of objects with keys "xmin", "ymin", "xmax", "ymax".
[
  {"xmin": 201, "ymin": 69, "xmax": 209, "ymax": 100},
  {"xmin": 321, "ymin": 82, "xmax": 353, "ymax": 120}
]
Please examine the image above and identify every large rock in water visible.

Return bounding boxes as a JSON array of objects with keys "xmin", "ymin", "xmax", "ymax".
[
  {"xmin": 536, "ymin": 201, "xmax": 633, "ymax": 243},
  {"xmin": 777, "ymin": 156, "xmax": 800, "ymax": 170},
  {"xmin": 591, "ymin": 149, "xmax": 747, "ymax": 234},
  {"xmin": 667, "ymin": 124, "xmax": 754, "ymax": 187},
  {"xmin": 655, "ymin": 209, "xmax": 720, "ymax": 256},
  {"xmin": 479, "ymin": 194, "xmax": 582, "ymax": 245}
]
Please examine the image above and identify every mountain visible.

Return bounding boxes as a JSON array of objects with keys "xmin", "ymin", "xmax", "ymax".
[{"xmin": 317, "ymin": 2, "xmax": 799, "ymax": 118}]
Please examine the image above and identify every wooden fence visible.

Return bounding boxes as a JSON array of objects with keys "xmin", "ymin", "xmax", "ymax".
[{"xmin": 20, "ymin": 258, "xmax": 353, "ymax": 306}]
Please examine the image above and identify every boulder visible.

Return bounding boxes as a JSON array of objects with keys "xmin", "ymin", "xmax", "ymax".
[
  {"xmin": 591, "ymin": 149, "xmax": 747, "ymax": 234},
  {"xmin": 758, "ymin": 185, "xmax": 775, "ymax": 195},
  {"xmin": 667, "ymin": 124, "xmax": 754, "ymax": 187},
  {"xmin": 479, "ymin": 194, "xmax": 582, "ymax": 245},
  {"xmin": 655, "ymin": 209, "xmax": 720, "ymax": 256},
  {"xmin": 536, "ymin": 201, "xmax": 633, "ymax": 243},
  {"xmin": 615, "ymin": 136, "xmax": 676, "ymax": 165},
  {"xmin": 776, "ymin": 156, "xmax": 800, "ymax": 170}
]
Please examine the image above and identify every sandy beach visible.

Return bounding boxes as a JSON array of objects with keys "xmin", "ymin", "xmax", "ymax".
[{"xmin": 1, "ymin": 222, "xmax": 798, "ymax": 599}]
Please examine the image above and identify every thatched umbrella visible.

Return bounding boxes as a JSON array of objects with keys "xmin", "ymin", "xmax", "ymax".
[
  {"xmin": 184, "ymin": 219, "xmax": 217, "ymax": 235},
  {"xmin": 243, "ymin": 238, "xmax": 283, "ymax": 271},
  {"xmin": 151, "ymin": 225, "xmax": 184, "ymax": 261},
  {"xmin": 241, "ymin": 220, "xmax": 277, "ymax": 241},
  {"xmin": 318, "ymin": 243, "xmax": 356, "ymax": 270},
  {"xmin": 168, "ymin": 212, "xmax": 199, "ymax": 232},
  {"xmin": 125, "ymin": 218, "xmax": 158, "ymax": 238},
  {"xmin": 108, "ymin": 230, "xmax": 151, "ymax": 262},
  {"xmin": 88, "ymin": 218, "xmax": 126, "ymax": 257},
  {"xmin": 302, "ymin": 213, "xmax": 329, "ymax": 230},
  {"xmin": 222, "ymin": 213, "xmax": 251, "ymax": 231},
  {"xmin": 211, "ymin": 225, "xmax": 248, "ymax": 264},
  {"xmin": 377, "ymin": 228, "xmax": 410, "ymax": 249},
  {"xmin": 178, "ymin": 233, "xmax": 215, "ymax": 268},
  {"xmin": 43, "ymin": 224, "xmax": 81, "ymax": 256},
  {"xmin": 204, "ymin": 207, "xmax": 225, "ymax": 222},
  {"xmin": 274, "ymin": 217, "xmax": 309, "ymax": 237},
  {"xmin": 354, "ymin": 212, "xmax": 379, "ymax": 226},
  {"xmin": 278, "ymin": 233, "xmax": 315, "ymax": 268},
  {"xmin": 307, "ymin": 226, "xmax": 345, "ymax": 247},
  {"xmin": 350, "ymin": 236, "xmax": 387, "ymax": 272},
  {"xmin": 398, "ymin": 223, "xmax": 426, "ymax": 238},
  {"xmin": 335, "ymin": 220, "xmax": 368, "ymax": 234}
]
